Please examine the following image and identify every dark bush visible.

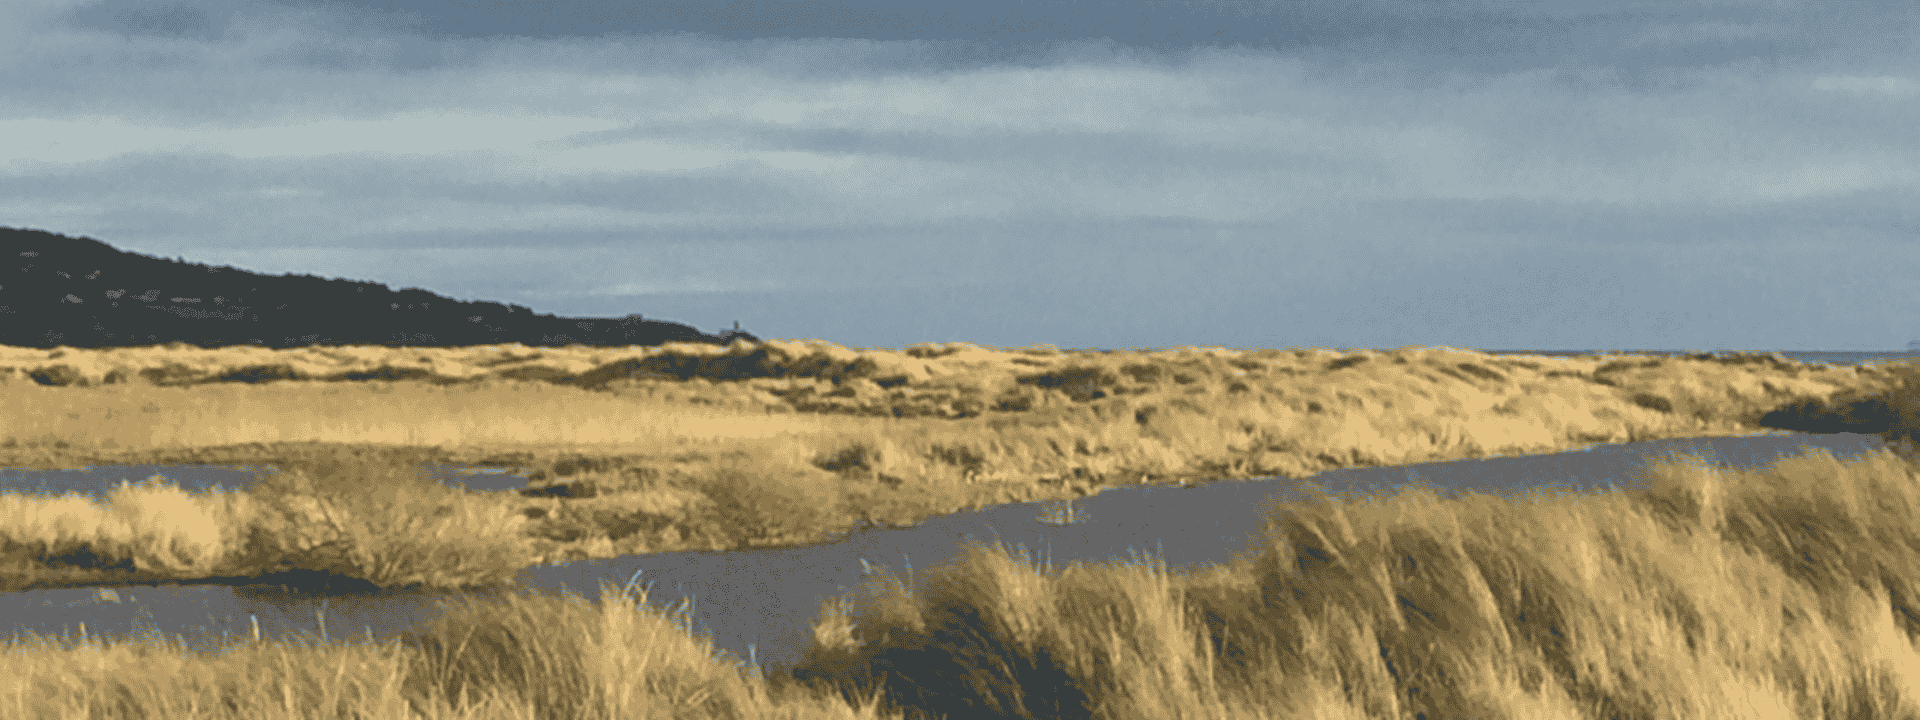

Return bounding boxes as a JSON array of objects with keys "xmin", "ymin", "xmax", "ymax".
[
  {"xmin": 27, "ymin": 364, "xmax": 84, "ymax": 386},
  {"xmin": 1629, "ymin": 393, "xmax": 1674, "ymax": 414},
  {"xmin": 815, "ymin": 443, "xmax": 880, "ymax": 473},
  {"xmin": 1013, "ymin": 366, "xmax": 1115, "ymax": 402},
  {"xmin": 791, "ymin": 602, "xmax": 1095, "ymax": 720}
]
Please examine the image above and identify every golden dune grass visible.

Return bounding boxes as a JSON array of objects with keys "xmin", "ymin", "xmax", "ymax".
[
  {"xmin": 0, "ymin": 343, "xmax": 1913, "ymax": 586},
  {"xmin": 3, "ymin": 440, "xmax": 1920, "ymax": 718},
  {"xmin": 4, "ymin": 341, "xmax": 1920, "ymax": 718}
]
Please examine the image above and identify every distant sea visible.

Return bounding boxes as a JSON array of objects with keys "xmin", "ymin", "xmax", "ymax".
[
  {"xmin": 1040, "ymin": 346, "xmax": 1920, "ymax": 368},
  {"xmin": 1479, "ymin": 349, "xmax": 1920, "ymax": 368}
]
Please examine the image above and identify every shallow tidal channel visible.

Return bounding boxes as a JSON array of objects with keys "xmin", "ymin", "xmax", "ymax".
[{"xmin": 0, "ymin": 430, "xmax": 1892, "ymax": 675}]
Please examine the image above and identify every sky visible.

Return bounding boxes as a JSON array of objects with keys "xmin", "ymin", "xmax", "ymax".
[{"xmin": 1, "ymin": 0, "xmax": 1916, "ymax": 352}]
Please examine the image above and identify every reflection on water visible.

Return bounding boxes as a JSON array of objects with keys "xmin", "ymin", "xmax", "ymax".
[
  {"xmin": 0, "ymin": 461, "xmax": 534, "ymax": 502},
  {"xmin": 0, "ymin": 430, "xmax": 1893, "ymax": 674},
  {"xmin": 1035, "ymin": 497, "xmax": 1091, "ymax": 526}
]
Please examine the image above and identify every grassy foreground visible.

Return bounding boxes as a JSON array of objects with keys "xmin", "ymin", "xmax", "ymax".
[{"xmin": 5, "ymin": 437, "xmax": 1920, "ymax": 718}]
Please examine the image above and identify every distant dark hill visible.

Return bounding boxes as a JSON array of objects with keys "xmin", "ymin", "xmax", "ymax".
[{"xmin": 0, "ymin": 227, "xmax": 759, "ymax": 350}]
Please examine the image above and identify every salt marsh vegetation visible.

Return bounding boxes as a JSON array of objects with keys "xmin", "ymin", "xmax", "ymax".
[
  {"xmin": 3, "ymin": 340, "xmax": 1920, "ymax": 718},
  {"xmin": 4, "ymin": 443, "xmax": 1920, "ymax": 718}
]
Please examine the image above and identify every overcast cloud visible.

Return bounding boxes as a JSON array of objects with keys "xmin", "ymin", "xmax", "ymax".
[{"xmin": 2, "ymin": 0, "xmax": 1916, "ymax": 350}]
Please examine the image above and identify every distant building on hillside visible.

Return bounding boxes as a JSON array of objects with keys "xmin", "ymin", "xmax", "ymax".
[{"xmin": 716, "ymin": 320, "xmax": 759, "ymax": 344}]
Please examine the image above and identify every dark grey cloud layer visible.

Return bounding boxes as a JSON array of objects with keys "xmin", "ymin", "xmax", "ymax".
[{"xmin": 2, "ymin": 0, "xmax": 1915, "ymax": 349}]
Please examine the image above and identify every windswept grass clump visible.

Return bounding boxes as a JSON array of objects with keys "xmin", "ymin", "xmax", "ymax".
[
  {"xmin": 0, "ymin": 571, "xmax": 906, "ymax": 720},
  {"xmin": 226, "ymin": 449, "xmax": 538, "ymax": 588},
  {"xmin": 779, "ymin": 441, "xmax": 1920, "ymax": 720},
  {"xmin": 0, "ymin": 447, "xmax": 538, "ymax": 592},
  {"xmin": 385, "ymin": 570, "xmax": 899, "ymax": 720},
  {"xmin": 0, "ymin": 473, "xmax": 254, "ymax": 584}
]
